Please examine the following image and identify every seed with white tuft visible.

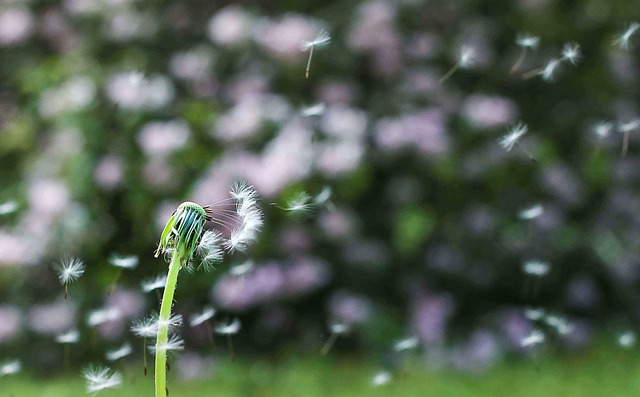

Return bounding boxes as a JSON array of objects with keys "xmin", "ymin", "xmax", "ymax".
[
  {"xmin": 301, "ymin": 102, "xmax": 326, "ymax": 117},
  {"xmin": 329, "ymin": 322, "xmax": 350, "ymax": 335},
  {"xmin": 284, "ymin": 191, "xmax": 314, "ymax": 214},
  {"xmin": 224, "ymin": 183, "xmax": 263, "ymax": 253},
  {"xmin": 522, "ymin": 260, "xmax": 550, "ymax": 277},
  {"xmin": 300, "ymin": 29, "xmax": 331, "ymax": 51},
  {"xmin": 500, "ymin": 122, "xmax": 528, "ymax": 152},
  {"xmin": 194, "ymin": 230, "xmax": 224, "ymax": 272},
  {"xmin": 618, "ymin": 119, "xmax": 640, "ymax": 133},
  {"xmin": 106, "ymin": 342, "xmax": 133, "ymax": 361},
  {"xmin": 149, "ymin": 334, "xmax": 185, "ymax": 353},
  {"xmin": 521, "ymin": 329, "xmax": 545, "ymax": 347},
  {"xmin": 393, "ymin": 336, "xmax": 419, "ymax": 352},
  {"xmin": 458, "ymin": 46, "xmax": 475, "ymax": 68},
  {"xmin": 541, "ymin": 58, "xmax": 561, "ymax": 81},
  {"xmin": 214, "ymin": 318, "xmax": 241, "ymax": 335},
  {"xmin": 82, "ymin": 364, "xmax": 123, "ymax": 394},
  {"xmin": 524, "ymin": 307, "xmax": 545, "ymax": 321},
  {"xmin": 613, "ymin": 22, "xmax": 639, "ymax": 50},
  {"xmin": 189, "ymin": 306, "xmax": 216, "ymax": 327},
  {"xmin": 519, "ymin": 204, "xmax": 544, "ymax": 220},
  {"xmin": 561, "ymin": 42, "xmax": 581, "ymax": 65},
  {"xmin": 55, "ymin": 257, "xmax": 85, "ymax": 286},
  {"xmin": 141, "ymin": 274, "xmax": 167, "ymax": 293},
  {"xmin": 372, "ymin": 371, "xmax": 392, "ymax": 386},
  {"xmin": 87, "ymin": 307, "xmax": 122, "ymax": 327},
  {"xmin": 131, "ymin": 316, "xmax": 159, "ymax": 338},
  {"xmin": 56, "ymin": 329, "xmax": 80, "ymax": 344},
  {"xmin": 0, "ymin": 360, "xmax": 21, "ymax": 377},
  {"xmin": 230, "ymin": 260, "xmax": 255, "ymax": 276},
  {"xmin": 618, "ymin": 331, "xmax": 636, "ymax": 348},
  {"xmin": 109, "ymin": 254, "xmax": 139, "ymax": 269},
  {"xmin": 593, "ymin": 121, "xmax": 614, "ymax": 139},
  {"xmin": 0, "ymin": 201, "xmax": 18, "ymax": 216},
  {"xmin": 516, "ymin": 33, "xmax": 540, "ymax": 49}
]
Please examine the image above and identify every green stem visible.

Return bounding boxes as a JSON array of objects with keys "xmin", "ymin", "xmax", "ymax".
[{"xmin": 155, "ymin": 253, "xmax": 182, "ymax": 397}]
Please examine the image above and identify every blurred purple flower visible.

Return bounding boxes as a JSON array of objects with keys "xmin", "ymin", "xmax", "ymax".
[
  {"xmin": 207, "ymin": 6, "xmax": 253, "ymax": 46},
  {"xmin": 411, "ymin": 292, "xmax": 455, "ymax": 344},
  {"xmin": 375, "ymin": 109, "xmax": 450, "ymax": 156},
  {"xmin": 94, "ymin": 155, "xmax": 123, "ymax": 191},
  {"xmin": 0, "ymin": 305, "xmax": 22, "ymax": 343},
  {"xmin": 28, "ymin": 300, "xmax": 76, "ymax": 335},
  {"xmin": 328, "ymin": 291, "xmax": 371, "ymax": 326},
  {"xmin": 137, "ymin": 119, "xmax": 190, "ymax": 157},
  {"xmin": 461, "ymin": 95, "xmax": 518, "ymax": 129},
  {"xmin": 0, "ymin": 6, "xmax": 34, "ymax": 46}
]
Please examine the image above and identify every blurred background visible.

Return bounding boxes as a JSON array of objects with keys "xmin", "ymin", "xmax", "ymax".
[{"xmin": 1, "ymin": 0, "xmax": 640, "ymax": 393}]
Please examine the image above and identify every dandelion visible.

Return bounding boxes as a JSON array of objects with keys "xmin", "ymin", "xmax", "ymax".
[
  {"xmin": 618, "ymin": 331, "xmax": 636, "ymax": 349},
  {"xmin": 372, "ymin": 371, "xmax": 392, "ymax": 386},
  {"xmin": 142, "ymin": 274, "xmax": 167, "ymax": 293},
  {"xmin": 619, "ymin": 119, "xmax": 640, "ymax": 157},
  {"xmin": 131, "ymin": 316, "xmax": 158, "ymax": 376},
  {"xmin": 153, "ymin": 182, "xmax": 261, "ymax": 397},
  {"xmin": 215, "ymin": 318, "xmax": 241, "ymax": 361},
  {"xmin": 300, "ymin": 29, "xmax": 331, "ymax": 78},
  {"xmin": 106, "ymin": 342, "xmax": 133, "ymax": 362},
  {"xmin": 301, "ymin": 102, "xmax": 326, "ymax": 117},
  {"xmin": 521, "ymin": 329, "xmax": 545, "ymax": 347},
  {"xmin": 82, "ymin": 364, "xmax": 123, "ymax": 394},
  {"xmin": 189, "ymin": 306, "xmax": 216, "ymax": 328},
  {"xmin": 320, "ymin": 322, "xmax": 351, "ymax": 355},
  {"xmin": 613, "ymin": 22, "xmax": 639, "ymax": 50},
  {"xmin": 440, "ymin": 45, "xmax": 475, "ymax": 83},
  {"xmin": 561, "ymin": 42, "xmax": 581, "ymax": 65},
  {"xmin": 511, "ymin": 33, "xmax": 540, "ymax": 73},
  {"xmin": 0, "ymin": 360, "xmax": 21, "ymax": 377},
  {"xmin": 393, "ymin": 336, "xmax": 419, "ymax": 352},
  {"xmin": 518, "ymin": 204, "xmax": 544, "ymax": 220},
  {"xmin": 0, "ymin": 200, "xmax": 18, "ymax": 216},
  {"xmin": 54, "ymin": 257, "xmax": 85, "ymax": 299}
]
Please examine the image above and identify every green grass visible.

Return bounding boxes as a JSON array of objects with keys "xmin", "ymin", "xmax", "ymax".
[{"xmin": 5, "ymin": 346, "xmax": 640, "ymax": 397}]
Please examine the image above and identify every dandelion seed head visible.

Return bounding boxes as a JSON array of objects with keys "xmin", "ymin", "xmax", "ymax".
[
  {"xmin": 522, "ymin": 260, "xmax": 551, "ymax": 277},
  {"xmin": 499, "ymin": 122, "xmax": 528, "ymax": 151},
  {"xmin": 516, "ymin": 33, "xmax": 540, "ymax": 49},
  {"xmin": 108, "ymin": 254, "xmax": 139, "ymax": 270},
  {"xmin": 561, "ymin": 42, "xmax": 581, "ymax": 65},
  {"xmin": 300, "ymin": 29, "xmax": 331, "ymax": 51},
  {"xmin": 214, "ymin": 318, "xmax": 241, "ymax": 335},
  {"xmin": 55, "ymin": 257, "xmax": 85, "ymax": 286}
]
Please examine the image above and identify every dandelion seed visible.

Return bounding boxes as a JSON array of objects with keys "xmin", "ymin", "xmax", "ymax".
[
  {"xmin": 314, "ymin": 186, "xmax": 332, "ymax": 206},
  {"xmin": 440, "ymin": 45, "xmax": 475, "ymax": 83},
  {"xmin": 321, "ymin": 322, "xmax": 350, "ymax": 355},
  {"xmin": 150, "ymin": 334, "xmax": 185, "ymax": 354},
  {"xmin": 372, "ymin": 371, "xmax": 392, "ymax": 386},
  {"xmin": 284, "ymin": 191, "xmax": 315, "ymax": 215},
  {"xmin": 224, "ymin": 183, "xmax": 263, "ymax": 253},
  {"xmin": 131, "ymin": 316, "xmax": 158, "ymax": 376},
  {"xmin": 189, "ymin": 306, "xmax": 216, "ymax": 328},
  {"xmin": 393, "ymin": 336, "xmax": 419, "ymax": 352},
  {"xmin": 593, "ymin": 121, "xmax": 614, "ymax": 139},
  {"xmin": 619, "ymin": 119, "xmax": 640, "ymax": 156},
  {"xmin": 109, "ymin": 254, "xmax": 139, "ymax": 269},
  {"xmin": 54, "ymin": 257, "xmax": 85, "ymax": 299},
  {"xmin": 106, "ymin": 342, "xmax": 133, "ymax": 362},
  {"xmin": 499, "ymin": 122, "xmax": 528, "ymax": 152},
  {"xmin": 82, "ymin": 364, "xmax": 123, "ymax": 394},
  {"xmin": 518, "ymin": 204, "xmax": 544, "ymax": 220},
  {"xmin": 87, "ymin": 307, "xmax": 122, "ymax": 327},
  {"xmin": 613, "ymin": 22, "xmax": 639, "ymax": 50},
  {"xmin": 193, "ymin": 230, "xmax": 224, "ymax": 272},
  {"xmin": 56, "ymin": 329, "xmax": 80, "ymax": 344},
  {"xmin": 158, "ymin": 313, "xmax": 183, "ymax": 332},
  {"xmin": 524, "ymin": 307, "xmax": 545, "ymax": 321},
  {"xmin": 142, "ymin": 274, "xmax": 167, "ymax": 293},
  {"xmin": 0, "ymin": 360, "xmax": 21, "ymax": 377},
  {"xmin": 301, "ymin": 102, "xmax": 326, "ymax": 117},
  {"xmin": 544, "ymin": 314, "xmax": 573, "ymax": 335},
  {"xmin": 522, "ymin": 260, "xmax": 550, "ymax": 277},
  {"xmin": 541, "ymin": 58, "xmax": 562, "ymax": 81},
  {"xmin": 618, "ymin": 331, "xmax": 636, "ymax": 348},
  {"xmin": 215, "ymin": 318, "xmax": 241, "ymax": 361},
  {"xmin": 521, "ymin": 329, "xmax": 545, "ymax": 347},
  {"xmin": 0, "ymin": 200, "xmax": 18, "ymax": 216},
  {"xmin": 561, "ymin": 42, "xmax": 581, "ymax": 65},
  {"xmin": 511, "ymin": 33, "xmax": 540, "ymax": 73},
  {"xmin": 230, "ymin": 260, "xmax": 254, "ymax": 276},
  {"xmin": 300, "ymin": 29, "xmax": 331, "ymax": 79}
]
